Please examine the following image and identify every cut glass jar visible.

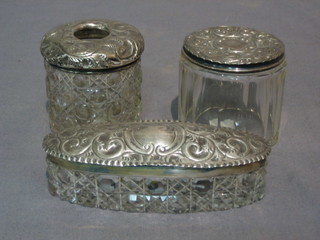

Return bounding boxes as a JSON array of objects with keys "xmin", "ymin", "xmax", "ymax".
[
  {"xmin": 40, "ymin": 19, "xmax": 144, "ymax": 132},
  {"xmin": 179, "ymin": 26, "xmax": 286, "ymax": 145},
  {"xmin": 43, "ymin": 120, "xmax": 270, "ymax": 213}
]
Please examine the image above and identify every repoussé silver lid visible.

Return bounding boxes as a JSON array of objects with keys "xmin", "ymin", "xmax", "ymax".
[
  {"xmin": 182, "ymin": 26, "xmax": 285, "ymax": 73},
  {"xmin": 43, "ymin": 120, "xmax": 270, "ymax": 170},
  {"xmin": 40, "ymin": 19, "xmax": 144, "ymax": 70}
]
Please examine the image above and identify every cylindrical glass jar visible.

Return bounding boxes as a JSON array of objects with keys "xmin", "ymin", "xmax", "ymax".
[
  {"xmin": 179, "ymin": 26, "xmax": 286, "ymax": 145},
  {"xmin": 41, "ymin": 19, "xmax": 144, "ymax": 132}
]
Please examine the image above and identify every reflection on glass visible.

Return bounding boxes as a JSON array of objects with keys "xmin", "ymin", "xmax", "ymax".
[{"xmin": 179, "ymin": 56, "xmax": 286, "ymax": 145}]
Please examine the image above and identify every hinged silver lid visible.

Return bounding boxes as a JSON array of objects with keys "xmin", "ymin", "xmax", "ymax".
[
  {"xmin": 183, "ymin": 26, "xmax": 285, "ymax": 73},
  {"xmin": 43, "ymin": 120, "xmax": 270, "ymax": 169},
  {"xmin": 40, "ymin": 19, "xmax": 144, "ymax": 70}
]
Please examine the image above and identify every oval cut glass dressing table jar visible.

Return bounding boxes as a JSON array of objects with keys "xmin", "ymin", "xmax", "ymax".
[
  {"xmin": 178, "ymin": 26, "xmax": 286, "ymax": 145},
  {"xmin": 43, "ymin": 120, "xmax": 270, "ymax": 213},
  {"xmin": 40, "ymin": 19, "xmax": 144, "ymax": 132}
]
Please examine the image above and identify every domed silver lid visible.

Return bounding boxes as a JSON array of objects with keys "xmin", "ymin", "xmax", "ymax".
[
  {"xmin": 43, "ymin": 120, "xmax": 270, "ymax": 169},
  {"xmin": 40, "ymin": 19, "xmax": 144, "ymax": 70},
  {"xmin": 183, "ymin": 26, "xmax": 285, "ymax": 73}
]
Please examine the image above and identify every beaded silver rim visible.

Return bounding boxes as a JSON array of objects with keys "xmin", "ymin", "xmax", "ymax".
[{"xmin": 43, "ymin": 120, "xmax": 270, "ymax": 169}]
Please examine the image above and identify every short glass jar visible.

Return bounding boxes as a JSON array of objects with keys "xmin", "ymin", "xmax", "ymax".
[
  {"xmin": 41, "ymin": 19, "xmax": 144, "ymax": 132},
  {"xmin": 179, "ymin": 26, "xmax": 286, "ymax": 145}
]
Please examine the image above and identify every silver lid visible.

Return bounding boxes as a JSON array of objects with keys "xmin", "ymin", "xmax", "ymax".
[
  {"xmin": 183, "ymin": 26, "xmax": 285, "ymax": 73},
  {"xmin": 43, "ymin": 120, "xmax": 270, "ymax": 169},
  {"xmin": 40, "ymin": 19, "xmax": 144, "ymax": 70}
]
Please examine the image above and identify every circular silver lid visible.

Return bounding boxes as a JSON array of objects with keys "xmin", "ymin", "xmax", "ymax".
[
  {"xmin": 40, "ymin": 19, "xmax": 144, "ymax": 70},
  {"xmin": 183, "ymin": 26, "xmax": 285, "ymax": 73}
]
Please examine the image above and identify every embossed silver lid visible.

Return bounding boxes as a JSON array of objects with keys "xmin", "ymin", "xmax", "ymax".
[
  {"xmin": 43, "ymin": 120, "xmax": 270, "ymax": 169},
  {"xmin": 40, "ymin": 19, "xmax": 144, "ymax": 70},
  {"xmin": 182, "ymin": 26, "xmax": 285, "ymax": 72}
]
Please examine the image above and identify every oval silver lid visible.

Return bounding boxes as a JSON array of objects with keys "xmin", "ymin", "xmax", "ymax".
[
  {"xmin": 43, "ymin": 120, "xmax": 270, "ymax": 169},
  {"xmin": 183, "ymin": 26, "xmax": 285, "ymax": 73},
  {"xmin": 40, "ymin": 19, "xmax": 144, "ymax": 70}
]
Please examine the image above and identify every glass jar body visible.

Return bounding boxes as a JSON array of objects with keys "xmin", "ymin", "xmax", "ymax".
[
  {"xmin": 45, "ymin": 61, "xmax": 142, "ymax": 132},
  {"xmin": 178, "ymin": 55, "xmax": 286, "ymax": 145}
]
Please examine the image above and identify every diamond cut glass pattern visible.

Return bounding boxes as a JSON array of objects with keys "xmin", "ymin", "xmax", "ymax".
[
  {"xmin": 47, "ymin": 159, "xmax": 266, "ymax": 213},
  {"xmin": 45, "ymin": 62, "xmax": 142, "ymax": 132}
]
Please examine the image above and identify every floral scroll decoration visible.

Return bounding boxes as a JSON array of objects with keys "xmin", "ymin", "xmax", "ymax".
[
  {"xmin": 43, "ymin": 121, "xmax": 270, "ymax": 168},
  {"xmin": 183, "ymin": 26, "xmax": 284, "ymax": 66},
  {"xmin": 41, "ymin": 19, "xmax": 144, "ymax": 70}
]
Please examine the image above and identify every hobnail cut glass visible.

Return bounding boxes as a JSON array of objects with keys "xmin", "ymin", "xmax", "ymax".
[
  {"xmin": 45, "ymin": 61, "xmax": 142, "ymax": 132},
  {"xmin": 47, "ymin": 159, "xmax": 266, "ymax": 213}
]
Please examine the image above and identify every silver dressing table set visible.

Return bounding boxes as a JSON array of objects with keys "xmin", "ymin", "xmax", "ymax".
[{"xmin": 41, "ymin": 19, "xmax": 285, "ymax": 213}]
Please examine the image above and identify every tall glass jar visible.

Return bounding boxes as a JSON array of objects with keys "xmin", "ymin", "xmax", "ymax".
[
  {"xmin": 179, "ymin": 26, "xmax": 286, "ymax": 145},
  {"xmin": 41, "ymin": 19, "xmax": 144, "ymax": 132}
]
